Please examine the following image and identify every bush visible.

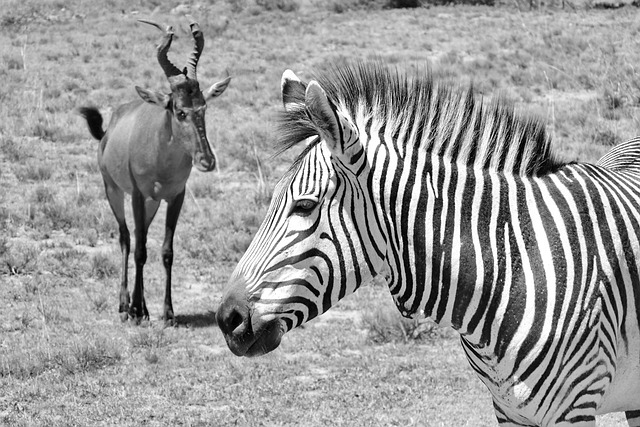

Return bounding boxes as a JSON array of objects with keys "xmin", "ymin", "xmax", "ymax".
[
  {"xmin": 255, "ymin": 0, "xmax": 300, "ymax": 11},
  {"xmin": 91, "ymin": 252, "xmax": 119, "ymax": 279},
  {"xmin": 361, "ymin": 301, "xmax": 451, "ymax": 344},
  {"xmin": 386, "ymin": 0, "xmax": 422, "ymax": 7}
]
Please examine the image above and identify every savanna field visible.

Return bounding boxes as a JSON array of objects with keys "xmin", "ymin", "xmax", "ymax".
[{"xmin": 1, "ymin": 0, "xmax": 639, "ymax": 425}]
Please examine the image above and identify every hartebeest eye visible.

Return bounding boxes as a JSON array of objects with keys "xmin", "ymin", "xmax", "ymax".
[
  {"xmin": 290, "ymin": 198, "xmax": 318, "ymax": 217},
  {"xmin": 176, "ymin": 110, "xmax": 187, "ymax": 121}
]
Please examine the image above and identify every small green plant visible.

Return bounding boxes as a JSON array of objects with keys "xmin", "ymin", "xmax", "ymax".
[
  {"xmin": 0, "ymin": 239, "xmax": 39, "ymax": 275},
  {"xmin": 86, "ymin": 291, "xmax": 110, "ymax": 313},
  {"xmin": 36, "ymin": 297, "xmax": 64, "ymax": 324},
  {"xmin": 144, "ymin": 351, "xmax": 159, "ymax": 364},
  {"xmin": 591, "ymin": 125, "xmax": 621, "ymax": 147},
  {"xmin": 66, "ymin": 339, "xmax": 122, "ymax": 374},
  {"xmin": 386, "ymin": 0, "xmax": 421, "ymax": 7},
  {"xmin": 0, "ymin": 137, "xmax": 29, "ymax": 162},
  {"xmin": 255, "ymin": 0, "xmax": 300, "ymax": 11},
  {"xmin": 361, "ymin": 301, "xmax": 450, "ymax": 344},
  {"xmin": 91, "ymin": 252, "xmax": 118, "ymax": 279},
  {"xmin": 33, "ymin": 185, "xmax": 55, "ymax": 204},
  {"xmin": 130, "ymin": 327, "xmax": 173, "ymax": 350},
  {"xmin": 13, "ymin": 310, "xmax": 34, "ymax": 332},
  {"xmin": 328, "ymin": 1, "xmax": 347, "ymax": 12},
  {"xmin": 16, "ymin": 162, "xmax": 53, "ymax": 181}
]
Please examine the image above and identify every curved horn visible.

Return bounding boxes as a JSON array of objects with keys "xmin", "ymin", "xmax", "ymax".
[
  {"xmin": 138, "ymin": 19, "xmax": 183, "ymax": 79},
  {"xmin": 185, "ymin": 15, "xmax": 204, "ymax": 81}
]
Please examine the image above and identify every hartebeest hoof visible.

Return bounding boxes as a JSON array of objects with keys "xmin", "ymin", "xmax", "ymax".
[
  {"xmin": 163, "ymin": 307, "xmax": 176, "ymax": 327},
  {"xmin": 128, "ymin": 300, "xmax": 149, "ymax": 324},
  {"xmin": 119, "ymin": 292, "xmax": 131, "ymax": 322}
]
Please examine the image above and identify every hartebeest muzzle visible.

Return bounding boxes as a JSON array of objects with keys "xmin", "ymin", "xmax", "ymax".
[{"xmin": 194, "ymin": 149, "xmax": 216, "ymax": 172}]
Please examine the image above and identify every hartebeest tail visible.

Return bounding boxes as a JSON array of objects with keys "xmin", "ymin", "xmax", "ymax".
[
  {"xmin": 79, "ymin": 16, "xmax": 230, "ymax": 325},
  {"xmin": 78, "ymin": 107, "xmax": 104, "ymax": 141}
]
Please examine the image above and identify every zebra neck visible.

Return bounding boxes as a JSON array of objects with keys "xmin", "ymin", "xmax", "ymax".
[{"xmin": 379, "ymin": 156, "xmax": 561, "ymax": 342}]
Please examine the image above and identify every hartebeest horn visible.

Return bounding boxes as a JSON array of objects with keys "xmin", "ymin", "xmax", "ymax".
[
  {"xmin": 185, "ymin": 15, "xmax": 204, "ymax": 81},
  {"xmin": 138, "ymin": 19, "xmax": 183, "ymax": 79}
]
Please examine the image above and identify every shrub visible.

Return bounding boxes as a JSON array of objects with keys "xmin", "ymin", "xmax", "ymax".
[
  {"xmin": 91, "ymin": 252, "xmax": 119, "ymax": 279},
  {"xmin": 1, "ymin": 136, "xmax": 30, "ymax": 162},
  {"xmin": 130, "ymin": 327, "xmax": 174, "ymax": 349},
  {"xmin": 386, "ymin": 0, "xmax": 422, "ymax": 7},
  {"xmin": 0, "ymin": 238, "xmax": 39, "ymax": 275},
  {"xmin": 33, "ymin": 185, "xmax": 55, "ymax": 204},
  {"xmin": 591, "ymin": 126, "xmax": 621, "ymax": 147},
  {"xmin": 16, "ymin": 163, "xmax": 53, "ymax": 181},
  {"xmin": 361, "ymin": 301, "xmax": 451, "ymax": 344},
  {"xmin": 255, "ymin": 0, "xmax": 300, "ymax": 11}
]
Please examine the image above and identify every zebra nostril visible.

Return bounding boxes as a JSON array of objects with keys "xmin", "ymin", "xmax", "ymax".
[
  {"xmin": 217, "ymin": 302, "xmax": 248, "ymax": 336},
  {"xmin": 216, "ymin": 283, "xmax": 250, "ymax": 337},
  {"xmin": 227, "ymin": 308, "xmax": 244, "ymax": 334}
]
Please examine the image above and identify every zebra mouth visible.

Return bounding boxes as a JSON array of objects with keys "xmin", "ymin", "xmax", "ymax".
[{"xmin": 223, "ymin": 319, "xmax": 284, "ymax": 358}]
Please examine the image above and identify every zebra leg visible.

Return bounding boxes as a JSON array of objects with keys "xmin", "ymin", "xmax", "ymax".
[
  {"xmin": 627, "ymin": 410, "xmax": 640, "ymax": 427},
  {"xmin": 161, "ymin": 189, "xmax": 185, "ymax": 327}
]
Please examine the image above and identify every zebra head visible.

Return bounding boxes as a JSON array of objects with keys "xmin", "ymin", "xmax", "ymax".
[{"xmin": 216, "ymin": 70, "xmax": 388, "ymax": 357}]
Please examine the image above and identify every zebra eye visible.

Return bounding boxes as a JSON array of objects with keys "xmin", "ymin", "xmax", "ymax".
[
  {"xmin": 176, "ymin": 110, "xmax": 187, "ymax": 121},
  {"xmin": 291, "ymin": 199, "xmax": 318, "ymax": 216}
]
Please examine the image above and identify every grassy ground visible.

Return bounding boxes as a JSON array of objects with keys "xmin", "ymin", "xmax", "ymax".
[{"xmin": 1, "ymin": 0, "xmax": 639, "ymax": 425}]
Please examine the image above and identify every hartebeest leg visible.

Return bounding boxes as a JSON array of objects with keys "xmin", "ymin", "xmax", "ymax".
[
  {"xmin": 129, "ymin": 188, "xmax": 160, "ymax": 323},
  {"xmin": 103, "ymin": 181, "xmax": 131, "ymax": 322},
  {"xmin": 162, "ymin": 189, "xmax": 185, "ymax": 326}
]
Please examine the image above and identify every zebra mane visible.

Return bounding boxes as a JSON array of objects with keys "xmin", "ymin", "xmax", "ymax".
[{"xmin": 277, "ymin": 61, "xmax": 565, "ymax": 177}]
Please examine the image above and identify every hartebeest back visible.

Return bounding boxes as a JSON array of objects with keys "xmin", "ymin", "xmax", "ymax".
[{"xmin": 79, "ymin": 16, "xmax": 230, "ymax": 325}]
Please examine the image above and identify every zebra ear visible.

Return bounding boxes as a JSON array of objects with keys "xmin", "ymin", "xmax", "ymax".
[
  {"xmin": 281, "ymin": 69, "xmax": 306, "ymax": 112},
  {"xmin": 305, "ymin": 81, "xmax": 359, "ymax": 159}
]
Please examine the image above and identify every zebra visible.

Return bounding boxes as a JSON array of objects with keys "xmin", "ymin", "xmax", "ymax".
[{"xmin": 216, "ymin": 62, "xmax": 640, "ymax": 426}]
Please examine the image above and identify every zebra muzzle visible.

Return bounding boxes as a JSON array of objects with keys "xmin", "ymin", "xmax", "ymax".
[{"xmin": 216, "ymin": 285, "xmax": 284, "ymax": 357}]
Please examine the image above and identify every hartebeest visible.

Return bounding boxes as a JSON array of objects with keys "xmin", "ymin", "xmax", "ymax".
[{"xmin": 79, "ymin": 17, "xmax": 230, "ymax": 325}]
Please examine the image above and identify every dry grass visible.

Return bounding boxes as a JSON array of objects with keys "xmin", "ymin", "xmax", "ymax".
[{"xmin": 1, "ymin": 0, "xmax": 638, "ymax": 425}]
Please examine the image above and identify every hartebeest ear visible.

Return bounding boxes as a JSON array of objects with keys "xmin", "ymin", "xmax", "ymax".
[
  {"xmin": 135, "ymin": 86, "xmax": 171, "ymax": 109},
  {"xmin": 281, "ymin": 69, "xmax": 307, "ymax": 112},
  {"xmin": 204, "ymin": 76, "xmax": 231, "ymax": 102},
  {"xmin": 305, "ymin": 81, "xmax": 360, "ymax": 160}
]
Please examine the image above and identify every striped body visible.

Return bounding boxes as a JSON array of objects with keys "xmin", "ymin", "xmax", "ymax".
[{"xmin": 216, "ymin": 63, "xmax": 640, "ymax": 425}]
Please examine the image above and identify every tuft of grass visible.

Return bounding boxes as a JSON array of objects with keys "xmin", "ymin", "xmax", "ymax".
[
  {"xmin": 36, "ymin": 295, "xmax": 67, "ymax": 325},
  {"xmin": 255, "ymin": 0, "xmax": 301, "ymax": 11},
  {"xmin": 591, "ymin": 124, "xmax": 622, "ymax": 147},
  {"xmin": 1, "ymin": 336, "xmax": 122, "ymax": 379},
  {"xmin": 386, "ymin": 0, "xmax": 422, "ymax": 7},
  {"xmin": 129, "ymin": 327, "xmax": 175, "ymax": 354},
  {"xmin": 86, "ymin": 291, "xmax": 110, "ymax": 313},
  {"xmin": 15, "ymin": 162, "xmax": 53, "ymax": 181},
  {"xmin": 0, "ymin": 238, "xmax": 40, "ymax": 275},
  {"xmin": 58, "ymin": 339, "xmax": 122, "ymax": 375},
  {"xmin": 91, "ymin": 252, "xmax": 119, "ymax": 279},
  {"xmin": 361, "ymin": 301, "xmax": 452, "ymax": 344},
  {"xmin": 32, "ymin": 184, "xmax": 55, "ymax": 204}
]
